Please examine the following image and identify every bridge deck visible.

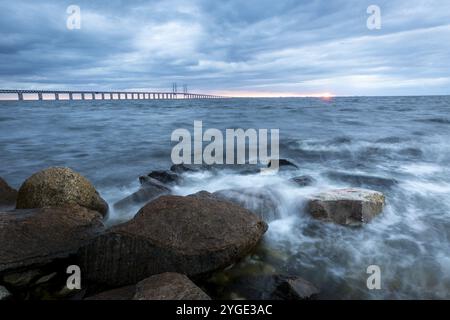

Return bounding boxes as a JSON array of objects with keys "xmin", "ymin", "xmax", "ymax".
[{"xmin": 0, "ymin": 90, "xmax": 226, "ymax": 101}]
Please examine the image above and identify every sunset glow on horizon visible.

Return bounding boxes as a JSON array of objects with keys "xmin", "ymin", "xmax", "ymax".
[{"xmin": 210, "ymin": 91, "xmax": 336, "ymax": 98}]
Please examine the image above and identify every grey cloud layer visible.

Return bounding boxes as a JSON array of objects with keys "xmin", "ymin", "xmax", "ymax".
[{"xmin": 1, "ymin": 0, "xmax": 449, "ymax": 95}]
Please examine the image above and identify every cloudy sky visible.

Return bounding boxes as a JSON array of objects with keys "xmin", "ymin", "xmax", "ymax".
[{"xmin": 1, "ymin": 0, "xmax": 449, "ymax": 96}]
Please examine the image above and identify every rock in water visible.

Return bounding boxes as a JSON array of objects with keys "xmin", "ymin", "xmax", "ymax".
[
  {"xmin": 306, "ymin": 188, "xmax": 385, "ymax": 226},
  {"xmin": 0, "ymin": 285, "xmax": 12, "ymax": 300},
  {"xmin": 114, "ymin": 177, "xmax": 170, "ymax": 210},
  {"xmin": 267, "ymin": 159, "xmax": 299, "ymax": 170},
  {"xmin": 78, "ymin": 193, "xmax": 268, "ymax": 287},
  {"xmin": 325, "ymin": 171, "xmax": 397, "ymax": 189},
  {"xmin": 274, "ymin": 276, "xmax": 319, "ymax": 300},
  {"xmin": 0, "ymin": 206, "xmax": 104, "ymax": 288},
  {"xmin": 87, "ymin": 273, "xmax": 210, "ymax": 300},
  {"xmin": 142, "ymin": 170, "xmax": 180, "ymax": 185},
  {"xmin": 0, "ymin": 177, "xmax": 17, "ymax": 208},
  {"xmin": 16, "ymin": 167, "xmax": 108, "ymax": 217},
  {"xmin": 289, "ymin": 175, "xmax": 315, "ymax": 187},
  {"xmin": 213, "ymin": 187, "xmax": 281, "ymax": 221}
]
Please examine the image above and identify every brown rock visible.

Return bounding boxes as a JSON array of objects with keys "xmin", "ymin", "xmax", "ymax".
[
  {"xmin": 0, "ymin": 177, "xmax": 17, "ymax": 208},
  {"xmin": 78, "ymin": 193, "xmax": 268, "ymax": 287},
  {"xmin": 306, "ymin": 188, "xmax": 385, "ymax": 226},
  {"xmin": 87, "ymin": 273, "xmax": 210, "ymax": 300},
  {"xmin": 0, "ymin": 206, "xmax": 104, "ymax": 280},
  {"xmin": 16, "ymin": 167, "xmax": 108, "ymax": 216}
]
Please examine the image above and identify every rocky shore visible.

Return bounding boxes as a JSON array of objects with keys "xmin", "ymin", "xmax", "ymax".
[{"xmin": 0, "ymin": 161, "xmax": 386, "ymax": 300}]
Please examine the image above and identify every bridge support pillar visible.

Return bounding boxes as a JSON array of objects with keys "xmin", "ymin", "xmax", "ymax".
[
  {"xmin": 55, "ymin": 93, "xmax": 59, "ymax": 100},
  {"xmin": 38, "ymin": 92, "xmax": 43, "ymax": 101}
]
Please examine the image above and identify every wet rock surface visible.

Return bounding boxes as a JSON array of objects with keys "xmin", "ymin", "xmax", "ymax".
[
  {"xmin": 78, "ymin": 193, "xmax": 268, "ymax": 287},
  {"xmin": 325, "ymin": 171, "xmax": 398, "ymax": 189},
  {"xmin": 306, "ymin": 188, "xmax": 385, "ymax": 226},
  {"xmin": 0, "ymin": 177, "xmax": 18, "ymax": 209},
  {"xmin": 16, "ymin": 167, "xmax": 108, "ymax": 216},
  {"xmin": 0, "ymin": 205, "xmax": 104, "ymax": 275},
  {"xmin": 87, "ymin": 273, "xmax": 210, "ymax": 300}
]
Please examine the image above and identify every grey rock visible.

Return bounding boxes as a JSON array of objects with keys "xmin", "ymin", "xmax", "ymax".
[{"xmin": 306, "ymin": 188, "xmax": 385, "ymax": 226}]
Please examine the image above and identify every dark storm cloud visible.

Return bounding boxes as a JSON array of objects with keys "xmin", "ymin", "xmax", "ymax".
[{"xmin": 0, "ymin": 0, "xmax": 449, "ymax": 95}]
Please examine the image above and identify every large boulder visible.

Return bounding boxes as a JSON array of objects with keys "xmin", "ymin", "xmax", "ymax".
[
  {"xmin": 0, "ymin": 206, "xmax": 104, "ymax": 290},
  {"xmin": 0, "ymin": 177, "xmax": 17, "ymax": 208},
  {"xmin": 306, "ymin": 188, "xmax": 385, "ymax": 226},
  {"xmin": 78, "ymin": 193, "xmax": 268, "ymax": 287},
  {"xmin": 87, "ymin": 273, "xmax": 210, "ymax": 300},
  {"xmin": 213, "ymin": 187, "xmax": 281, "ymax": 222},
  {"xmin": 113, "ymin": 177, "xmax": 170, "ymax": 210},
  {"xmin": 16, "ymin": 167, "xmax": 108, "ymax": 217}
]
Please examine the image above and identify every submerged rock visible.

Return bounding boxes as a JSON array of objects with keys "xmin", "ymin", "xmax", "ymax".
[
  {"xmin": 289, "ymin": 175, "xmax": 315, "ymax": 187},
  {"xmin": 0, "ymin": 206, "xmax": 104, "ymax": 289},
  {"xmin": 141, "ymin": 170, "xmax": 180, "ymax": 185},
  {"xmin": 16, "ymin": 167, "xmax": 108, "ymax": 217},
  {"xmin": 213, "ymin": 187, "xmax": 280, "ymax": 221},
  {"xmin": 274, "ymin": 276, "xmax": 319, "ymax": 300},
  {"xmin": 0, "ymin": 285, "xmax": 12, "ymax": 300},
  {"xmin": 267, "ymin": 159, "xmax": 299, "ymax": 170},
  {"xmin": 325, "ymin": 171, "xmax": 397, "ymax": 189},
  {"xmin": 306, "ymin": 188, "xmax": 385, "ymax": 226},
  {"xmin": 114, "ymin": 177, "xmax": 170, "ymax": 210},
  {"xmin": 87, "ymin": 273, "xmax": 210, "ymax": 300},
  {"xmin": 170, "ymin": 163, "xmax": 201, "ymax": 173},
  {"xmin": 0, "ymin": 177, "xmax": 17, "ymax": 208},
  {"xmin": 223, "ymin": 274, "xmax": 319, "ymax": 300},
  {"xmin": 78, "ymin": 193, "xmax": 268, "ymax": 287}
]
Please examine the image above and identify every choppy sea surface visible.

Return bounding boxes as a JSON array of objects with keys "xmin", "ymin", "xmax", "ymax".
[{"xmin": 1, "ymin": 96, "xmax": 450, "ymax": 299}]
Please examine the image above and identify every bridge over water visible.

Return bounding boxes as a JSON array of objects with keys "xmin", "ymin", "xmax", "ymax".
[{"xmin": 0, "ymin": 89, "xmax": 226, "ymax": 101}]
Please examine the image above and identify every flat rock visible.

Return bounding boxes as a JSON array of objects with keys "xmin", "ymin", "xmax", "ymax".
[
  {"xmin": 16, "ymin": 167, "xmax": 108, "ymax": 217},
  {"xmin": 0, "ymin": 177, "xmax": 17, "ymax": 208},
  {"xmin": 0, "ymin": 206, "xmax": 104, "ymax": 279},
  {"xmin": 306, "ymin": 188, "xmax": 385, "ymax": 226},
  {"xmin": 78, "ymin": 193, "xmax": 268, "ymax": 287}
]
